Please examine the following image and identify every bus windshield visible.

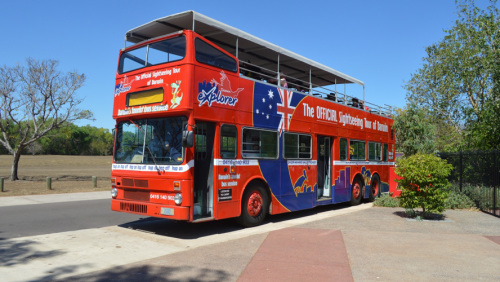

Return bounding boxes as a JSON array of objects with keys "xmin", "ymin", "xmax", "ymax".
[
  {"xmin": 118, "ymin": 35, "xmax": 186, "ymax": 74},
  {"xmin": 114, "ymin": 117, "xmax": 187, "ymax": 165}
]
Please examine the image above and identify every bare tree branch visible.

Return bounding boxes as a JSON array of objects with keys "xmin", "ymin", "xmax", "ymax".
[{"xmin": 0, "ymin": 58, "xmax": 93, "ymax": 180}]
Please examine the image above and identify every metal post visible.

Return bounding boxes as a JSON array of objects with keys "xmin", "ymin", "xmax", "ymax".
[
  {"xmin": 494, "ymin": 150, "xmax": 498, "ymax": 216},
  {"xmin": 92, "ymin": 176, "xmax": 98, "ymax": 188},
  {"xmin": 47, "ymin": 177, "xmax": 52, "ymax": 190},
  {"xmin": 235, "ymin": 37, "xmax": 239, "ymax": 59},
  {"xmin": 344, "ymin": 84, "xmax": 347, "ymax": 105},
  {"xmin": 363, "ymin": 86, "xmax": 365, "ymax": 106},
  {"xmin": 192, "ymin": 12, "xmax": 196, "ymax": 32},
  {"xmin": 459, "ymin": 151, "xmax": 463, "ymax": 193},
  {"xmin": 309, "ymin": 68, "xmax": 312, "ymax": 94},
  {"xmin": 277, "ymin": 54, "xmax": 280, "ymax": 86},
  {"xmin": 0, "ymin": 177, "xmax": 4, "ymax": 192}
]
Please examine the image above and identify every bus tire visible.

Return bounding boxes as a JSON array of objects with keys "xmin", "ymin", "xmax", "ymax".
[
  {"xmin": 369, "ymin": 174, "xmax": 381, "ymax": 202},
  {"xmin": 350, "ymin": 177, "xmax": 363, "ymax": 206},
  {"xmin": 237, "ymin": 184, "xmax": 268, "ymax": 227}
]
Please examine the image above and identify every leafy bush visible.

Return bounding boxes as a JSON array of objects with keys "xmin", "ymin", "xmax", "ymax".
[
  {"xmin": 373, "ymin": 193, "xmax": 400, "ymax": 207},
  {"xmin": 395, "ymin": 153, "xmax": 453, "ymax": 215},
  {"xmin": 445, "ymin": 191, "xmax": 476, "ymax": 210}
]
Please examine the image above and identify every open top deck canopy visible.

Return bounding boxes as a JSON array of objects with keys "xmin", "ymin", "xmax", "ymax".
[{"xmin": 125, "ymin": 10, "xmax": 364, "ymax": 88}]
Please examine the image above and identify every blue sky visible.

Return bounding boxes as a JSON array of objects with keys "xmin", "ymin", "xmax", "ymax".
[{"xmin": 2, "ymin": 0, "xmax": 492, "ymax": 130}]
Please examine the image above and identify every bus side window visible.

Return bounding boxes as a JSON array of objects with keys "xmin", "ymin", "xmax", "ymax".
[
  {"xmin": 369, "ymin": 142, "xmax": 382, "ymax": 161},
  {"xmin": 242, "ymin": 128, "xmax": 278, "ymax": 159},
  {"xmin": 383, "ymin": 144, "xmax": 389, "ymax": 162},
  {"xmin": 350, "ymin": 140, "xmax": 366, "ymax": 161},
  {"xmin": 284, "ymin": 133, "xmax": 312, "ymax": 159},
  {"xmin": 221, "ymin": 125, "xmax": 237, "ymax": 159},
  {"xmin": 195, "ymin": 38, "xmax": 237, "ymax": 72},
  {"xmin": 339, "ymin": 138, "xmax": 348, "ymax": 161}
]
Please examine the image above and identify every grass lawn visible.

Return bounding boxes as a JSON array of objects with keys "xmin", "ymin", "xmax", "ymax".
[{"xmin": 0, "ymin": 155, "xmax": 112, "ymax": 196}]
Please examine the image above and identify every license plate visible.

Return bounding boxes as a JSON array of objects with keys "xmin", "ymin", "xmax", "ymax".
[{"xmin": 160, "ymin": 207, "xmax": 174, "ymax": 216}]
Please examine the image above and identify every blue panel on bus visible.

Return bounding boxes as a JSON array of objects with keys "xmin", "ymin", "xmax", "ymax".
[
  {"xmin": 259, "ymin": 158, "xmax": 315, "ymax": 212},
  {"xmin": 253, "ymin": 83, "xmax": 281, "ymax": 130},
  {"xmin": 252, "ymin": 82, "xmax": 306, "ymax": 132},
  {"xmin": 333, "ymin": 167, "xmax": 351, "ymax": 203}
]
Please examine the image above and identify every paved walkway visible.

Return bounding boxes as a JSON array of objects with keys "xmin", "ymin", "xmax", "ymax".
[
  {"xmin": 1, "ymin": 192, "xmax": 500, "ymax": 281},
  {"xmin": 68, "ymin": 205, "xmax": 500, "ymax": 281}
]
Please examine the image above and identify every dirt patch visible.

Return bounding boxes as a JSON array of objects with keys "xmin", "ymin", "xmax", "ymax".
[{"xmin": 0, "ymin": 155, "xmax": 112, "ymax": 197}]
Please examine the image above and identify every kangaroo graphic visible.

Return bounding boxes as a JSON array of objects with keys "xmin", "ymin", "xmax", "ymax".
[
  {"xmin": 210, "ymin": 71, "xmax": 244, "ymax": 97},
  {"xmin": 170, "ymin": 80, "xmax": 183, "ymax": 108},
  {"xmin": 294, "ymin": 170, "xmax": 308, "ymax": 196}
]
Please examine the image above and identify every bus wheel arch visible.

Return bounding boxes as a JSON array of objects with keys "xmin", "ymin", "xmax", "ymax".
[
  {"xmin": 368, "ymin": 173, "xmax": 381, "ymax": 202},
  {"xmin": 350, "ymin": 174, "xmax": 364, "ymax": 206},
  {"xmin": 237, "ymin": 179, "xmax": 270, "ymax": 227}
]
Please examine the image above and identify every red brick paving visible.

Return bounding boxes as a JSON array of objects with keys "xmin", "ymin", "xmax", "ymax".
[
  {"xmin": 485, "ymin": 235, "xmax": 500, "ymax": 245},
  {"xmin": 238, "ymin": 227, "xmax": 353, "ymax": 282}
]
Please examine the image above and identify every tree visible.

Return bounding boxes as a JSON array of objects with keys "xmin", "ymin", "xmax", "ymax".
[
  {"xmin": 0, "ymin": 58, "xmax": 92, "ymax": 180},
  {"xmin": 392, "ymin": 103, "xmax": 436, "ymax": 157},
  {"xmin": 85, "ymin": 126, "xmax": 114, "ymax": 156},
  {"xmin": 404, "ymin": 0, "xmax": 499, "ymax": 151}
]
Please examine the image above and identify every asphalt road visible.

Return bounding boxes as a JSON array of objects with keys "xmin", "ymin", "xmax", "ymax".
[{"xmin": 0, "ymin": 199, "xmax": 144, "ymax": 239}]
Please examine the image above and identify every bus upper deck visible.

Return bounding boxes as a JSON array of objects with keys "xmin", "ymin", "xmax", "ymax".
[{"xmin": 121, "ymin": 10, "xmax": 392, "ymax": 117}]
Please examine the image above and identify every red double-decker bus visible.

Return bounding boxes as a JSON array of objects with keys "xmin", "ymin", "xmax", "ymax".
[{"xmin": 111, "ymin": 11, "xmax": 395, "ymax": 226}]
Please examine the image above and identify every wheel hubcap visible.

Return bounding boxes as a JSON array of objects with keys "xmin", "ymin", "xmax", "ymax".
[
  {"xmin": 372, "ymin": 180, "xmax": 379, "ymax": 196},
  {"xmin": 352, "ymin": 183, "xmax": 361, "ymax": 199},
  {"xmin": 247, "ymin": 192, "xmax": 263, "ymax": 217}
]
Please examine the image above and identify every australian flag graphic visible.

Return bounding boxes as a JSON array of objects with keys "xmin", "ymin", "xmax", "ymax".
[
  {"xmin": 252, "ymin": 82, "xmax": 305, "ymax": 132},
  {"xmin": 252, "ymin": 82, "xmax": 311, "ymax": 210}
]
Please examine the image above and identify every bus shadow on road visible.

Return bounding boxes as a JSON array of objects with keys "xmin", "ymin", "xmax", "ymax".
[{"xmin": 117, "ymin": 202, "xmax": 353, "ymax": 239}]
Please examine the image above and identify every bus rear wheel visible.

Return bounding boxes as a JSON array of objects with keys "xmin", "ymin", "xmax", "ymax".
[
  {"xmin": 237, "ymin": 184, "xmax": 268, "ymax": 227},
  {"xmin": 369, "ymin": 175, "xmax": 381, "ymax": 202},
  {"xmin": 350, "ymin": 178, "xmax": 363, "ymax": 206}
]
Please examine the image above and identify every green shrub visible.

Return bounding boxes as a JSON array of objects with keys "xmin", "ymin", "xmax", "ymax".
[
  {"xmin": 445, "ymin": 191, "xmax": 476, "ymax": 209},
  {"xmin": 395, "ymin": 153, "xmax": 453, "ymax": 215},
  {"xmin": 451, "ymin": 183, "xmax": 497, "ymax": 210},
  {"xmin": 373, "ymin": 194, "xmax": 400, "ymax": 207}
]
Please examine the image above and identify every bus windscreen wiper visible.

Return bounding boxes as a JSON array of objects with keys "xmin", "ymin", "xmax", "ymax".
[{"xmin": 145, "ymin": 145, "xmax": 161, "ymax": 174}]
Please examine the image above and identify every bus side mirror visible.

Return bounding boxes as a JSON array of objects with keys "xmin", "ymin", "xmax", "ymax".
[{"xmin": 182, "ymin": 130, "xmax": 194, "ymax": 148}]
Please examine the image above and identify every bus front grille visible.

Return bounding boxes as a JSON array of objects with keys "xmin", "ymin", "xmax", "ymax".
[
  {"xmin": 120, "ymin": 202, "xmax": 147, "ymax": 214},
  {"xmin": 124, "ymin": 189, "xmax": 150, "ymax": 201}
]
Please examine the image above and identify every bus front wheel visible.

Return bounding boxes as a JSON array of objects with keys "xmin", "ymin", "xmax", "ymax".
[{"xmin": 237, "ymin": 184, "xmax": 268, "ymax": 227}]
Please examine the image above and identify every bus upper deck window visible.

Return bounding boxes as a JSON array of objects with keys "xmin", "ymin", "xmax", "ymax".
[
  {"xmin": 195, "ymin": 38, "xmax": 237, "ymax": 72},
  {"xmin": 118, "ymin": 35, "xmax": 186, "ymax": 74}
]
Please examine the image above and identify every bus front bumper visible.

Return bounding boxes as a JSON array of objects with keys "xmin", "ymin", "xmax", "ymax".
[{"xmin": 111, "ymin": 199, "xmax": 190, "ymax": 221}]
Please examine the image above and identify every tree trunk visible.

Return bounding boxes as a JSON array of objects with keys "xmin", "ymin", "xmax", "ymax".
[{"xmin": 10, "ymin": 151, "xmax": 22, "ymax": 181}]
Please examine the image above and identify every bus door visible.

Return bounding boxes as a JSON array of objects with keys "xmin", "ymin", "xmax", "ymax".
[
  {"xmin": 193, "ymin": 121, "xmax": 215, "ymax": 220},
  {"xmin": 317, "ymin": 136, "xmax": 332, "ymax": 200}
]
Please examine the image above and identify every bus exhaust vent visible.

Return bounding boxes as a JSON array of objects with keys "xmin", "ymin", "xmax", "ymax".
[
  {"xmin": 120, "ymin": 202, "xmax": 147, "ymax": 214},
  {"xmin": 122, "ymin": 178, "xmax": 149, "ymax": 188}
]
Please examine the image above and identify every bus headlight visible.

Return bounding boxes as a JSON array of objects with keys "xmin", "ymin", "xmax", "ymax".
[
  {"xmin": 111, "ymin": 187, "xmax": 118, "ymax": 198},
  {"xmin": 174, "ymin": 193, "xmax": 183, "ymax": 205}
]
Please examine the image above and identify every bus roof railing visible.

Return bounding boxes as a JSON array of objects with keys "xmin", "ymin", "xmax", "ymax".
[
  {"xmin": 239, "ymin": 61, "xmax": 392, "ymax": 117},
  {"xmin": 124, "ymin": 10, "xmax": 392, "ymax": 118}
]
